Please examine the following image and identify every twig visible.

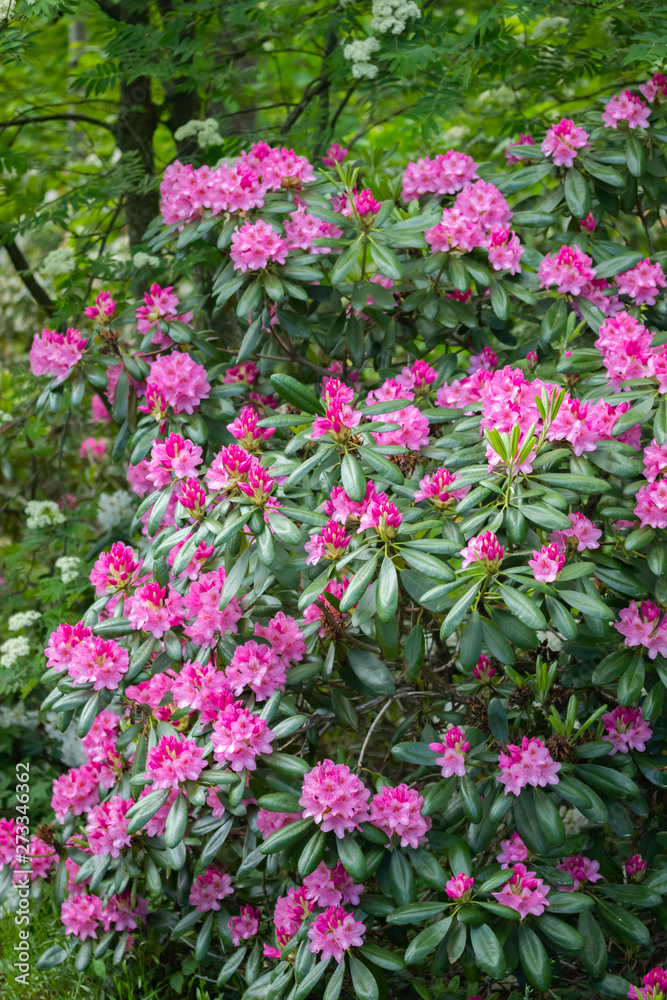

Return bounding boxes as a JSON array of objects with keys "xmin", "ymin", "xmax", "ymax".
[
  {"xmin": 0, "ymin": 114, "xmax": 116, "ymax": 133},
  {"xmin": 4, "ymin": 240, "xmax": 55, "ymax": 319},
  {"xmin": 357, "ymin": 697, "xmax": 395, "ymax": 773}
]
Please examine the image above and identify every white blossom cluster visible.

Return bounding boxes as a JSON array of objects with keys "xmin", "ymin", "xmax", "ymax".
[
  {"xmin": 530, "ymin": 16, "xmax": 569, "ymax": 40},
  {"xmin": 371, "ymin": 0, "xmax": 421, "ymax": 35},
  {"xmin": 25, "ymin": 500, "xmax": 65, "ymax": 530},
  {"xmin": 97, "ymin": 490, "xmax": 135, "ymax": 531},
  {"xmin": 55, "ymin": 556, "xmax": 81, "ymax": 583},
  {"xmin": 560, "ymin": 805, "xmax": 593, "ymax": 835},
  {"xmin": 133, "ymin": 251, "xmax": 161, "ymax": 269},
  {"xmin": 43, "ymin": 713, "xmax": 88, "ymax": 767},
  {"xmin": 39, "ymin": 246, "xmax": 76, "ymax": 278},
  {"xmin": 7, "ymin": 611, "xmax": 41, "ymax": 632},
  {"xmin": 0, "ymin": 636, "xmax": 31, "ymax": 669},
  {"xmin": 174, "ymin": 118, "xmax": 223, "ymax": 148},
  {"xmin": 343, "ymin": 38, "xmax": 381, "ymax": 79}
]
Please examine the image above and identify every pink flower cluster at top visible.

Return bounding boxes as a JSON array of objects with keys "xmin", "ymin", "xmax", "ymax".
[
  {"xmin": 45, "ymin": 622, "xmax": 129, "ymax": 692},
  {"xmin": 401, "ymin": 150, "xmax": 478, "ymax": 201},
  {"xmin": 497, "ymin": 737, "xmax": 561, "ymax": 796},
  {"xmin": 304, "ymin": 520, "xmax": 350, "ymax": 566},
  {"xmin": 601, "ymin": 705, "xmax": 652, "ymax": 754},
  {"xmin": 614, "ymin": 600, "xmax": 667, "ymax": 661},
  {"xmin": 369, "ymin": 783, "xmax": 431, "ymax": 848},
  {"xmin": 556, "ymin": 854, "xmax": 602, "ymax": 891},
  {"xmin": 146, "ymin": 734, "xmax": 207, "ymax": 788},
  {"xmin": 446, "ymin": 873, "xmax": 473, "ymax": 899},
  {"xmin": 160, "ymin": 144, "xmax": 314, "ymax": 227},
  {"xmin": 85, "ymin": 289, "xmax": 116, "ymax": 321},
  {"xmin": 312, "ymin": 377, "xmax": 362, "ymax": 443},
  {"xmin": 136, "ymin": 284, "xmax": 193, "ymax": 348},
  {"xmin": 303, "ymin": 862, "xmax": 364, "ymax": 908},
  {"xmin": 424, "ymin": 180, "xmax": 522, "ymax": 274},
  {"xmin": 30, "ymin": 328, "xmax": 87, "ymax": 383},
  {"xmin": 230, "ymin": 219, "xmax": 289, "ymax": 272},
  {"xmin": 505, "ymin": 133, "xmax": 535, "ymax": 165},
  {"xmin": 628, "ymin": 968, "xmax": 667, "ymax": 1000},
  {"xmin": 430, "ymin": 726, "xmax": 470, "ymax": 778},
  {"xmin": 414, "ymin": 466, "xmax": 469, "ymax": 508},
  {"xmin": 229, "ymin": 905, "xmax": 261, "ymax": 946},
  {"xmin": 460, "ymin": 530, "xmax": 504, "ymax": 571},
  {"xmin": 90, "ymin": 541, "xmax": 143, "ymax": 595},
  {"xmin": 640, "ymin": 72, "xmax": 667, "ymax": 103},
  {"xmin": 85, "ymin": 796, "xmax": 132, "ymax": 857},
  {"xmin": 189, "ymin": 867, "xmax": 233, "ymax": 912},
  {"xmin": 283, "ymin": 205, "xmax": 342, "ymax": 253},
  {"xmin": 307, "ymin": 905, "xmax": 366, "ymax": 963},
  {"xmin": 497, "ymin": 832, "xmax": 528, "ymax": 868},
  {"xmin": 211, "ymin": 703, "xmax": 275, "ymax": 771},
  {"xmin": 550, "ymin": 512, "xmax": 602, "ymax": 552},
  {"xmin": 299, "ymin": 760, "xmax": 370, "ymax": 837},
  {"xmin": 144, "ymin": 351, "xmax": 210, "ymax": 415},
  {"xmin": 491, "ymin": 863, "xmax": 550, "ymax": 918},
  {"xmin": 602, "ymin": 91, "xmax": 651, "ymax": 130},
  {"xmin": 541, "ymin": 118, "xmax": 590, "ymax": 167}
]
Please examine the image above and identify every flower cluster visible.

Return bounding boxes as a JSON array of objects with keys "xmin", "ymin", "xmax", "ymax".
[
  {"xmin": 497, "ymin": 737, "xmax": 561, "ymax": 796},
  {"xmin": 30, "ymin": 327, "xmax": 87, "ymax": 383},
  {"xmin": 299, "ymin": 760, "xmax": 370, "ymax": 837}
]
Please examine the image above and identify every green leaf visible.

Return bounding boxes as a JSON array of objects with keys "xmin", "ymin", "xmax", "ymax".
[
  {"xmin": 237, "ymin": 276, "xmax": 263, "ymax": 317},
  {"xmin": 487, "ymin": 698, "xmax": 509, "ymax": 743},
  {"xmin": 348, "ymin": 649, "xmax": 395, "ymax": 695},
  {"xmin": 617, "ymin": 654, "xmax": 645, "ymax": 706},
  {"xmin": 536, "ymin": 914, "xmax": 584, "ymax": 954},
  {"xmin": 349, "ymin": 956, "xmax": 379, "ymax": 1000},
  {"xmin": 612, "ymin": 395, "xmax": 654, "ymax": 435},
  {"xmin": 625, "ymin": 133, "xmax": 647, "ymax": 177},
  {"xmin": 339, "ymin": 554, "xmax": 379, "ymax": 611},
  {"xmin": 401, "ymin": 546, "xmax": 455, "ymax": 581},
  {"xmin": 480, "ymin": 617, "xmax": 516, "ymax": 664},
  {"xmin": 591, "ymin": 974, "xmax": 634, "ymax": 999},
  {"xmin": 594, "ymin": 251, "xmax": 646, "ymax": 279},
  {"xmin": 259, "ymin": 817, "xmax": 314, "ymax": 855},
  {"xmin": 440, "ymin": 581, "xmax": 481, "ymax": 639},
  {"xmin": 533, "ymin": 787, "xmax": 566, "ymax": 845},
  {"xmin": 391, "ymin": 742, "xmax": 438, "ymax": 766},
  {"xmin": 578, "ymin": 910, "xmax": 607, "ymax": 978},
  {"xmin": 518, "ymin": 924, "xmax": 551, "ymax": 991},
  {"xmin": 270, "ymin": 374, "xmax": 324, "ymax": 415},
  {"xmin": 330, "ymin": 240, "xmax": 362, "ymax": 284},
  {"xmin": 557, "ymin": 589, "xmax": 613, "ymax": 620},
  {"xmin": 460, "ymin": 609, "xmax": 483, "ymax": 668},
  {"xmin": 460, "ymin": 774, "xmax": 483, "ymax": 823},
  {"xmin": 489, "ymin": 607, "xmax": 539, "ymax": 650},
  {"xmin": 356, "ymin": 444, "xmax": 404, "ymax": 484},
  {"xmin": 534, "ymin": 472, "xmax": 611, "ymax": 494},
  {"xmin": 369, "ymin": 240, "xmax": 402, "ymax": 281},
  {"xmin": 497, "ymin": 582, "xmax": 547, "ymax": 629},
  {"xmin": 523, "ymin": 503, "xmax": 572, "ymax": 530},
  {"xmin": 341, "ymin": 452, "xmax": 366, "ymax": 502},
  {"xmin": 596, "ymin": 898, "xmax": 650, "ymax": 946},
  {"xmin": 404, "ymin": 918, "xmax": 452, "ymax": 964},
  {"xmin": 297, "ymin": 567, "xmax": 332, "ymax": 611},
  {"xmin": 336, "ymin": 834, "xmax": 366, "ymax": 880},
  {"xmin": 297, "ymin": 830, "xmax": 327, "ymax": 877},
  {"xmin": 377, "ymin": 555, "xmax": 399, "ymax": 622},
  {"xmin": 599, "ymin": 884, "xmax": 661, "ymax": 908},
  {"xmin": 490, "ymin": 280, "xmax": 510, "ymax": 320},
  {"xmin": 386, "ymin": 901, "xmax": 446, "ymax": 925},
  {"xmin": 164, "ymin": 792, "xmax": 188, "ymax": 848},
  {"xmin": 564, "ymin": 168, "xmax": 591, "ymax": 217},
  {"xmin": 470, "ymin": 923, "xmax": 506, "ymax": 978},
  {"xmin": 389, "ymin": 850, "xmax": 416, "ymax": 906},
  {"xmin": 323, "ymin": 959, "xmax": 345, "ymax": 1000},
  {"xmin": 574, "ymin": 763, "xmax": 639, "ymax": 799}
]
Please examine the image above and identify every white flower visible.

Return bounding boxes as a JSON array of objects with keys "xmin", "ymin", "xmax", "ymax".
[
  {"xmin": 531, "ymin": 16, "xmax": 569, "ymax": 40},
  {"xmin": 39, "ymin": 246, "xmax": 76, "ymax": 278},
  {"xmin": 0, "ymin": 410, "xmax": 12, "ymax": 423},
  {"xmin": 371, "ymin": 0, "xmax": 421, "ymax": 35},
  {"xmin": 343, "ymin": 38, "xmax": 381, "ymax": 79},
  {"xmin": 43, "ymin": 713, "xmax": 87, "ymax": 767},
  {"xmin": 174, "ymin": 117, "xmax": 223, "ymax": 148},
  {"xmin": 55, "ymin": 556, "xmax": 81, "ymax": 584},
  {"xmin": 97, "ymin": 490, "xmax": 135, "ymax": 532},
  {"xmin": 559, "ymin": 805, "xmax": 593, "ymax": 835},
  {"xmin": 0, "ymin": 636, "xmax": 31, "ymax": 669},
  {"xmin": 25, "ymin": 500, "xmax": 65, "ymax": 530},
  {"xmin": 7, "ymin": 611, "xmax": 41, "ymax": 631},
  {"xmin": 536, "ymin": 630, "xmax": 564, "ymax": 653}
]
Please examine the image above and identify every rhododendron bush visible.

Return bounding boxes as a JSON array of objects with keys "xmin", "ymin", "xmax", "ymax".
[{"xmin": 8, "ymin": 79, "xmax": 667, "ymax": 1000}]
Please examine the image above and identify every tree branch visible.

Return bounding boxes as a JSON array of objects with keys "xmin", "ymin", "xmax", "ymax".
[
  {"xmin": 4, "ymin": 240, "xmax": 55, "ymax": 319},
  {"xmin": 0, "ymin": 114, "xmax": 116, "ymax": 134},
  {"xmin": 94, "ymin": 0, "xmax": 123, "ymax": 21}
]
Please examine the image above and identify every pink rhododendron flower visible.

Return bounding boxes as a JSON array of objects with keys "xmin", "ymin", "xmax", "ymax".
[
  {"xmin": 236, "ymin": 461, "xmax": 278, "ymax": 507},
  {"xmin": 127, "ymin": 581, "xmax": 185, "ymax": 638},
  {"xmin": 211, "ymin": 703, "xmax": 274, "ymax": 771},
  {"xmin": 147, "ymin": 433, "xmax": 203, "ymax": 488},
  {"xmin": 472, "ymin": 653, "xmax": 497, "ymax": 682},
  {"xmin": 169, "ymin": 659, "xmax": 234, "ymax": 718},
  {"xmin": 182, "ymin": 567, "xmax": 242, "ymax": 645},
  {"xmin": 639, "ymin": 72, "xmax": 667, "ymax": 103},
  {"xmin": 430, "ymin": 726, "xmax": 470, "ymax": 778},
  {"xmin": 364, "ymin": 378, "xmax": 430, "ymax": 452},
  {"xmin": 358, "ymin": 496, "xmax": 403, "ymax": 539},
  {"xmin": 491, "ymin": 863, "xmax": 550, "ymax": 918},
  {"xmin": 256, "ymin": 809, "xmax": 302, "ymax": 839},
  {"xmin": 397, "ymin": 359, "xmax": 437, "ymax": 394},
  {"xmin": 402, "ymin": 150, "xmax": 478, "ymax": 201},
  {"xmin": 486, "ymin": 226, "xmax": 523, "ymax": 274},
  {"xmin": 616, "ymin": 259, "xmax": 666, "ymax": 306},
  {"xmin": 265, "ymin": 887, "xmax": 315, "ymax": 957},
  {"xmin": 354, "ymin": 188, "xmax": 381, "ymax": 219},
  {"xmin": 455, "ymin": 179, "xmax": 512, "ymax": 228},
  {"xmin": 601, "ymin": 705, "xmax": 653, "ymax": 754},
  {"xmin": 102, "ymin": 890, "xmax": 149, "ymax": 932},
  {"xmin": 505, "ymin": 133, "xmax": 535, "ymax": 165},
  {"xmin": 468, "ymin": 344, "xmax": 498, "ymax": 375},
  {"xmin": 460, "ymin": 531, "xmax": 504, "ymax": 571},
  {"xmin": 146, "ymin": 351, "xmax": 210, "ymax": 415},
  {"xmin": 414, "ymin": 467, "xmax": 469, "ymax": 508},
  {"xmin": 45, "ymin": 621, "xmax": 93, "ymax": 674},
  {"xmin": 205, "ymin": 443, "xmax": 255, "ymax": 492},
  {"xmin": 0, "ymin": 818, "xmax": 16, "ymax": 866},
  {"xmin": 259, "ymin": 146, "xmax": 314, "ymax": 189},
  {"xmin": 61, "ymin": 894, "xmax": 104, "ymax": 940},
  {"xmin": 369, "ymin": 783, "xmax": 431, "ymax": 848},
  {"xmin": 312, "ymin": 378, "xmax": 362, "ymax": 443},
  {"xmin": 225, "ymin": 639, "xmax": 286, "ymax": 701},
  {"xmin": 283, "ymin": 205, "xmax": 342, "ymax": 253},
  {"xmin": 497, "ymin": 737, "xmax": 561, "ymax": 795},
  {"xmin": 625, "ymin": 853, "xmax": 647, "ymax": 881},
  {"xmin": 79, "ymin": 436, "xmax": 106, "ymax": 461},
  {"xmin": 323, "ymin": 482, "xmax": 382, "ymax": 525},
  {"xmin": 644, "ymin": 440, "xmax": 667, "ymax": 482},
  {"xmin": 446, "ymin": 873, "xmax": 474, "ymax": 899},
  {"xmin": 304, "ymin": 520, "xmax": 350, "ymax": 565},
  {"xmin": 541, "ymin": 118, "xmax": 590, "ymax": 167},
  {"xmin": 15, "ymin": 835, "xmax": 57, "ymax": 881},
  {"xmin": 230, "ymin": 219, "xmax": 289, "ymax": 272},
  {"xmin": 179, "ymin": 477, "xmax": 207, "ymax": 519},
  {"xmin": 51, "ymin": 762, "xmax": 108, "ymax": 823},
  {"xmin": 81, "ymin": 709, "xmax": 120, "ymax": 763},
  {"xmin": 497, "ymin": 833, "xmax": 528, "ymax": 868},
  {"xmin": 635, "ymin": 480, "xmax": 667, "ymax": 530},
  {"xmin": 580, "ymin": 212, "xmax": 596, "ymax": 231},
  {"xmin": 146, "ymin": 734, "xmax": 207, "ymax": 788},
  {"xmin": 614, "ymin": 600, "xmax": 667, "ymax": 659},
  {"xmin": 229, "ymin": 905, "xmax": 261, "ymax": 945},
  {"xmin": 85, "ymin": 796, "xmax": 132, "ymax": 857},
  {"xmin": 550, "ymin": 512, "xmax": 602, "ymax": 552},
  {"xmin": 90, "ymin": 542, "xmax": 143, "ymax": 595},
  {"xmin": 538, "ymin": 244, "xmax": 597, "ymax": 295},
  {"xmin": 125, "ymin": 671, "xmax": 177, "ymax": 722},
  {"xmin": 85, "ymin": 289, "xmax": 116, "ymax": 321},
  {"xmin": 303, "ymin": 862, "xmax": 364, "ymax": 908},
  {"xmin": 68, "ymin": 635, "xmax": 129, "ymax": 691},
  {"xmin": 227, "ymin": 405, "xmax": 276, "ymax": 451},
  {"xmin": 557, "ymin": 855, "xmax": 603, "ymax": 891},
  {"xmin": 627, "ymin": 967, "xmax": 667, "ymax": 1000},
  {"xmin": 189, "ymin": 868, "xmax": 233, "ymax": 912},
  {"xmin": 299, "ymin": 760, "xmax": 370, "ymax": 837},
  {"xmin": 322, "ymin": 143, "xmax": 348, "ymax": 166},
  {"xmin": 307, "ymin": 905, "xmax": 365, "ymax": 963},
  {"xmin": 602, "ymin": 91, "xmax": 651, "ymax": 129},
  {"xmin": 528, "ymin": 542, "xmax": 566, "ymax": 583},
  {"xmin": 30, "ymin": 328, "xmax": 87, "ymax": 383},
  {"xmin": 254, "ymin": 611, "xmax": 305, "ymax": 665},
  {"xmin": 136, "ymin": 283, "xmax": 193, "ymax": 345},
  {"xmin": 425, "ymin": 207, "xmax": 486, "ymax": 254}
]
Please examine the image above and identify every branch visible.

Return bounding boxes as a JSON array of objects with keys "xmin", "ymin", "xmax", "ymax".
[
  {"xmin": 281, "ymin": 77, "xmax": 329, "ymax": 136},
  {"xmin": 94, "ymin": 0, "xmax": 123, "ymax": 21},
  {"xmin": 0, "ymin": 114, "xmax": 116, "ymax": 134},
  {"xmin": 4, "ymin": 240, "xmax": 55, "ymax": 318}
]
